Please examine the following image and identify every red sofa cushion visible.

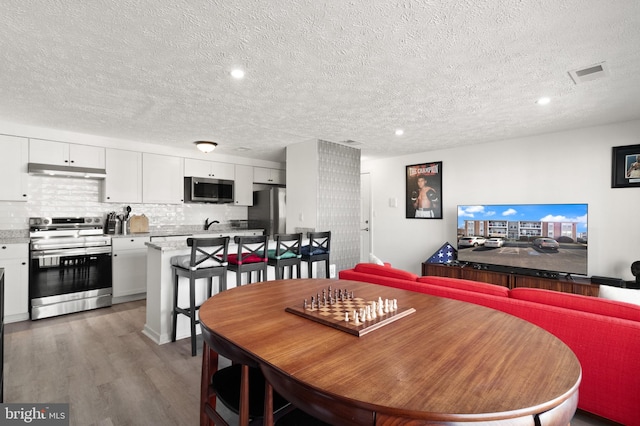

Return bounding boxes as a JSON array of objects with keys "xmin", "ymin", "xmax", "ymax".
[
  {"xmin": 510, "ymin": 287, "xmax": 640, "ymax": 323},
  {"xmin": 227, "ymin": 253, "xmax": 267, "ymax": 265},
  {"xmin": 352, "ymin": 263, "xmax": 418, "ymax": 281},
  {"xmin": 417, "ymin": 276, "xmax": 510, "ymax": 298}
]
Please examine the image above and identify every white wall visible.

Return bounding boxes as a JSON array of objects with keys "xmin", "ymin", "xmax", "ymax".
[
  {"xmin": 286, "ymin": 140, "xmax": 319, "ymax": 232},
  {"xmin": 362, "ymin": 120, "xmax": 640, "ymax": 281}
]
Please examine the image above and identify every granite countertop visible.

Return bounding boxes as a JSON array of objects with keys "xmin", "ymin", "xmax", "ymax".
[
  {"xmin": 144, "ymin": 228, "xmax": 264, "ymax": 251},
  {"xmin": 108, "ymin": 224, "xmax": 258, "ymax": 238},
  {"xmin": 0, "ymin": 224, "xmax": 260, "ymax": 244}
]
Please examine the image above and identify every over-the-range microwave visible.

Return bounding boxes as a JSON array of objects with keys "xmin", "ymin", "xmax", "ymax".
[{"xmin": 184, "ymin": 177, "xmax": 234, "ymax": 203}]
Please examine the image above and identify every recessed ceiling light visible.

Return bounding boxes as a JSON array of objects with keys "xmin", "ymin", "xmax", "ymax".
[
  {"xmin": 395, "ymin": 129, "xmax": 404, "ymax": 136},
  {"xmin": 231, "ymin": 69, "xmax": 245, "ymax": 79},
  {"xmin": 536, "ymin": 97, "xmax": 551, "ymax": 105}
]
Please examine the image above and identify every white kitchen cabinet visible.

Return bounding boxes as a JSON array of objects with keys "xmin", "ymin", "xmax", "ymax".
[
  {"xmin": 0, "ymin": 135, "xmax": 29, "ymax": 201},
  {"xmin": 254, "ymin": 167, "xmax": 285, "ymax": 185},
  {"xmin": 102, "ymin": 149, "xmax": 143, "ymax": 203},
  {"xmin": 142, "ymin": 153, "xmax": 184, "ymax": 204},
  {"xmin": 29, "ymin": 139, "xmax": 105, "ymax": 169},
  {"xmin": 184, "ymin": 158, "xmax": 235, "ymax": 180},
  {"xmin": 234, "ymin": 164, "xmax": 253, "ymax": 206},
  {"xmin": 0, "ymin": 243, "xmax": 29, "ymax": 323},
  {"xmin": 112, "ymin": 236, "xmax": 150, "ymax": 301}
]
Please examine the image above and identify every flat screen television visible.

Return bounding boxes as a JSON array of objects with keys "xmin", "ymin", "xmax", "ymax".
[{"xmin": 457, "ymin": 203, "xmax": 588, "ymax": 277}]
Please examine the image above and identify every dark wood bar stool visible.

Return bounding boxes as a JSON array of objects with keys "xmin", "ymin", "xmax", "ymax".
[
  {"xmin": 267, "ymin": 233, "xmax": 303, "ymax": 280},
  {"xmin": 227, "ymin": 235, "xmax": 268, "ymax": 287},
  {"xmin": 260, "ymin": 362, "xmax": 368, "ymax": 426},
  {"xmin": 170, "ymin": 237, "xmax": 229, "ymax": 356},
  {"xmin": 200, "ymin": 328, "xmax": 291, "ymax": 426},
  {"xmin": 301, "ymin": 231, "xmax": 331, "ymax": 278}
]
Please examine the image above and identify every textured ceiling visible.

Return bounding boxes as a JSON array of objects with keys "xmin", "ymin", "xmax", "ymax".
[{"xmin": 1, "ymin": 1, "xmax": 640, "ymax": 162}]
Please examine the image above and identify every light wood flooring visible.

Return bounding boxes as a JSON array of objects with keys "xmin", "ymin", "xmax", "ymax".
[{"xmin": 3, "ymin": 300, "xmax": 617, "ymax": 426}]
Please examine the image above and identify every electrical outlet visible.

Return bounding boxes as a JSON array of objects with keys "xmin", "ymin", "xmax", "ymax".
[{"xmin": 329, "ymin": 264, "xmax": 336, "ymax": 278}]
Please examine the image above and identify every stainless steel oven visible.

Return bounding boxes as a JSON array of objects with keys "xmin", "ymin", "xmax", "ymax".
[{"xmin": 29, "ymin": 217, "xmax": 112, "ymax": 320}]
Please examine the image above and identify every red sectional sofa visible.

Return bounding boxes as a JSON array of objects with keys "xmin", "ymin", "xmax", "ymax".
[{"xmin": 339, "ymin": 263, "xmax": 640, "ymax": 426}]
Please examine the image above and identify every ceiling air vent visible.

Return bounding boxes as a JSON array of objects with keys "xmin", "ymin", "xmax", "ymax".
[{"xmin": 568, "ymin": 62, "xmax": 609, "ymax": 84}]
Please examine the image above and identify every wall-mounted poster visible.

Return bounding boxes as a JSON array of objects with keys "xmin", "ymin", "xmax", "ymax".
[
  {"xmin": 406, "ymin": 162, "xmax": 442, "ymax": 219},
  {"xmin": 612, "ymin": 144, "xmax": 640, "ymax": 188}
]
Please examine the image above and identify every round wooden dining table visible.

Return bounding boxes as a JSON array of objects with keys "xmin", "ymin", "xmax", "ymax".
[{"xmin": 199, "ymin": 278, "xmax": 581, "ymax": 426}]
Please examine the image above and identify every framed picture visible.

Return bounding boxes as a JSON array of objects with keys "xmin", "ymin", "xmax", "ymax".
[
  {"xmin": 406, "ymin": 162, "xmax": 442, "ymax": 219},
  {"xmin": 612, "ymin": 144, "xmax": 640, "ymax": 188}
]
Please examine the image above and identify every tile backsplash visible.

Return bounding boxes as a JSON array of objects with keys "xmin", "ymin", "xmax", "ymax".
[{"xmin": 0, "ymin": 175, "xmax": 246, "ymax": 230}]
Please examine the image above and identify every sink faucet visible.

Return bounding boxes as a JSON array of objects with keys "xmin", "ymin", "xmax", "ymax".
[{"xmin": 204, "ymin": 218, "xmax": 220, "ymax": 230}]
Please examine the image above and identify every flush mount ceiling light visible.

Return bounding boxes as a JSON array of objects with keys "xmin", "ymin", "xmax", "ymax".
[
  {"xmin": 395, "ymin": 129, "xmax": 404, "ymax": 136},
  {"xmin": 536, "ymin": 97, "xmax": 551, "ymax": 105},
  {"xmin": 195, "ymin": 141, "xmax": 218, "ymax": 153}
]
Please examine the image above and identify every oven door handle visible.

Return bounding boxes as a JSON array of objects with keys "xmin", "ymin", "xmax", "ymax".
[{"xmin": 31, "ymin": 246, "xmax": 112, "ymax": 259}]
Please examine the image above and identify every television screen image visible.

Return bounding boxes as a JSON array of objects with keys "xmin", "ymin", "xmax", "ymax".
[{"xmin": 457, "ymin": 203, "xmax": 588, "ymax": 277}]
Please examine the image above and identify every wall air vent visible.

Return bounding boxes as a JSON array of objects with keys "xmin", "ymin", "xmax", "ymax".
[{"xmin": 568, "ymin": 62, "xmax": 609, "ymax": 84}]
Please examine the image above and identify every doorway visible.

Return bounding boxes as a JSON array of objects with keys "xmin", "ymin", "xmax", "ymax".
[{"xmin": 360, "ymin": 173, "xmax": 371, "ymax": 262}]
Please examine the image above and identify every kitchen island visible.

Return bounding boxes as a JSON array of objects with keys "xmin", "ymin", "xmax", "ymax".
[{"xmin": 143, "ymin": 230, "xmax": 309, "ymax": 345}]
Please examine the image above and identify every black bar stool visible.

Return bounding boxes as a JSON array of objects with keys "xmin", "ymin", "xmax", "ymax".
[
  {"xmin": 170, "ymin": 236, "xmax": 229, "ymax": 356},
  {"xmin": 301, "ymin": 231, "xmax": 331, "ymax": 278},
  {"xmin": 267, "ymin": 233, "xmax": 303, "ymax": 280},
  {"xmin": 227, "ymin": 235, "xmax": 268, "ymax": 287}
]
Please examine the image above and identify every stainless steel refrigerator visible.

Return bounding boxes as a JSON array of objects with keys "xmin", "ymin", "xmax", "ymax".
[{"xmin": 248, "ymin": 188, "xmax": 286, "ymax": 238}]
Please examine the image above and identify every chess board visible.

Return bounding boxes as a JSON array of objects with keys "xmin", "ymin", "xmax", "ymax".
[{"xmin": 285, "ymin": 291, "xmax": 415, "ymax": 337}]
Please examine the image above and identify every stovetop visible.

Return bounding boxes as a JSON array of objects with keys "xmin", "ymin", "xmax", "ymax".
[
  {"xmin": 29, "ymin": 217, "xmax": 109, "ymax": 247},
  {"xmin": 29, "ymin": 216, "xmax": 104, "ymax": 231}
]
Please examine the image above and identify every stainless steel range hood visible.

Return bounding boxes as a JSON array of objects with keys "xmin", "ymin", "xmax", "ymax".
[{"xmin": 28, "ymin": 163, "xmax": 107, "ymax": 179}]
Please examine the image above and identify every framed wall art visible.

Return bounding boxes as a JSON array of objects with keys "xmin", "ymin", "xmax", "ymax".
[
  {"xmin": 406, "ymin": 161, "xmax": 442, "ymax": 219},
  {"xmin": 612, "ymin": 144, "xmax": 640, "ymax": 188}
]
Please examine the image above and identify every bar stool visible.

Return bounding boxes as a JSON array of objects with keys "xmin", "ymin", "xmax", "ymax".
[
  {"xmin": 260, "ymin": 362, "xmax": 369, "ymax": 425},
  {"xmin": 267, "ymin": 233, "xmax": 303, "ymax": 280},
  {"xmin": 170, "ymin": 236, "xmax": 229, "ymax": 356},
  {"xmin": 200, "ymin": 330, "xmax": 291, "ymax": 426},
  {"xmin": 227, "ymin": 235, "xmax": 268, "ymax": 287},
  {"xmin": 301, "ymin": 231, "xmax": 331, "ymax": 278}
]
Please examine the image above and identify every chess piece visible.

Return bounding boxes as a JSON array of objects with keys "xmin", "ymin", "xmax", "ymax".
[{"xmin": 631, "ymin": 261, "xmax": 640, "ymax": 289}]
